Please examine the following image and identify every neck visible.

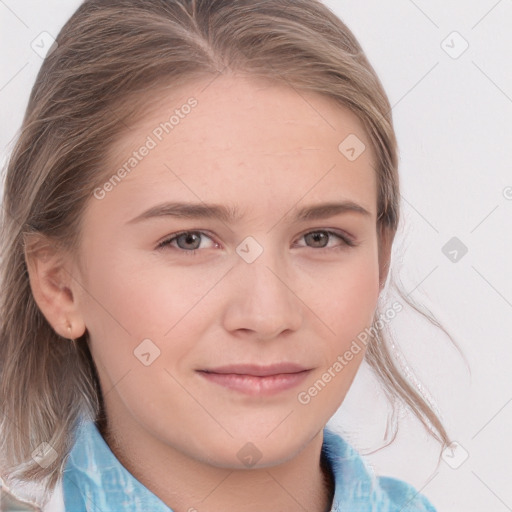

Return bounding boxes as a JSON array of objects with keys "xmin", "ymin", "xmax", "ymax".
[
  {"xmin": 321, "ymin": 447, "xmax": 336, "ymax": 511},
  {"xmin": 99, "ymin": 413, "xmax": 335, "ymax": 512}
]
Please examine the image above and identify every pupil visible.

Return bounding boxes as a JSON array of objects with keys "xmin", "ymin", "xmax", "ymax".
[
  {"xmin": 309, "ymin": 232, "xmax": 327, "ymax": 247},
  {"xmin": 181, "ymin": 233, "xmax": 199, "ymax": 249}
]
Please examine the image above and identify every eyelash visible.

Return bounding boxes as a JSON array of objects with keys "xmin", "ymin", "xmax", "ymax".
[{"xmin": 156, "ymin": 229, "xmax": 357, "ymax": 256}]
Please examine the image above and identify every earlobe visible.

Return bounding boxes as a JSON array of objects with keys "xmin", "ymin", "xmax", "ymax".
[{"xmin": 23, "ymin": 233, "xmax": 86, "ymax": 340}]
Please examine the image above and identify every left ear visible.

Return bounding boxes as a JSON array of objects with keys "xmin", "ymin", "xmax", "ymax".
[{"xmin": 377, "ymin": 224, "xmax": 395, "ymax": 291}]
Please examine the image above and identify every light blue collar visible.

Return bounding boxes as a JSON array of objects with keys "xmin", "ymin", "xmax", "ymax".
[{"xmin": 62, "ymin": 417, "xmax": 436, "ymax": 511}]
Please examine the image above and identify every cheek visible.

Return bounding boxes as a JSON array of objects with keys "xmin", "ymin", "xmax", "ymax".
[
  {"xmin": 302, "ymin": 246, "xmax": 381, "ymax": 349},
  {"xmin": 79, "ymin": 248, "xmax": 193, "ymax": 337},
  {"xmin": 78, "ymin": 249, "xmax": 216, "ymax": 379},
  {"xmin": 333, "ymin": 258, "xmax": 380, "ymax": 335},
  {"xmin": 294, "ymin": 253, "xmax": 381, "ymax": 423},
  {"xmin": 302, "ymin": 251, "xmax": 380, "ymax": 407}
]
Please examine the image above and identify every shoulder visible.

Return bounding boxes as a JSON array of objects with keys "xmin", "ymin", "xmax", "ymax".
[
  {"xmin": 377, "ymin": 475, "xmax": 437, "ymax": 512},
  {"xmin": 42, "ymin": 427, "xmax": 437, "ymax": 512},
  {"xmin": 322, "ymin": 427, "xmax": 437, "ymax": 512}
]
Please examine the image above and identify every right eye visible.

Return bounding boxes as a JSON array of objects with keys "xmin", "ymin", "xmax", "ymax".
[{"xmin": 156, "ymin": 230, "xmax": 219, "ymax": 255}]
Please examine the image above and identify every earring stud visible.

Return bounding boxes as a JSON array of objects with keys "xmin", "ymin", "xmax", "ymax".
[{"xmin": 66, "ymin": 322, "xmax": 73, "ymax": 340}]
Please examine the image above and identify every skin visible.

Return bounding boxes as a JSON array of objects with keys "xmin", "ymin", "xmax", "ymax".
[{"xmin": 27, "ymin": 72, "xmax": 392, "ymax": 512}]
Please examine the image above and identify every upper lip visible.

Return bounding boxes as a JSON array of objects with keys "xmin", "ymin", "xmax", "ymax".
[{"xmin": 199, "ymin": 363, "xmax": 310, "ymax": 377}]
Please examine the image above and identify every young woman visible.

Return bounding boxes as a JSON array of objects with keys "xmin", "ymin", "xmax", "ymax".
[{"xmin": 0, "ymin": 1, "xmax": 453, "ymax": 510}]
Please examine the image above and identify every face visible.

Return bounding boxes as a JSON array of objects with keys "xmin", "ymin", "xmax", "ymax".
[{"xmin": 71, "ymin": 73, "xmax": 385, "ymax": 468}]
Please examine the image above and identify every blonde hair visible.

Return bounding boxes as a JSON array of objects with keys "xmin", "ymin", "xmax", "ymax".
[{"xmin": 0, "ymin": 0, "xmax": 460, "ymax": 503}]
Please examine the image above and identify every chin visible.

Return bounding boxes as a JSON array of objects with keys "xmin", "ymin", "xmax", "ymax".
[{"xmin": 189, "ymin": 426, "xmax": 315, "ymax": 470}]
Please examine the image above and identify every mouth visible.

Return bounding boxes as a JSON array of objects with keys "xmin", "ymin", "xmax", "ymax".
[{"xmin": 196, "ymin": 363, "xmax": 312, "ymax": 396}]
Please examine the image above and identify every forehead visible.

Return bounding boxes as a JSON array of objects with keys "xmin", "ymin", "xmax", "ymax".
[
  {"xmin": 115, "ymin": 73, "xmax": 374, "ymax": 156},
  {"xmin": 94, "ymin": 73, "xmax": 377, "ymax": 221}
]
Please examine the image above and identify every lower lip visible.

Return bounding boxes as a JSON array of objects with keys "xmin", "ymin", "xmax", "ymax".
[{"xmin": 198, "ymin": 370, "xmax": 311, "ymax": 396}]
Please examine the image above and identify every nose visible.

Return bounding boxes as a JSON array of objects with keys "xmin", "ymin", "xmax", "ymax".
[{"xmin": 221, "ymin": 246, "xmax": 303, "ymax": 340}]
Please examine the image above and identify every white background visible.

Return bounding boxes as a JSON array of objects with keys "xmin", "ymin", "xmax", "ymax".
[{"xmin": 1, "ymin": 1, "xmax": 512, "ymax": 511}]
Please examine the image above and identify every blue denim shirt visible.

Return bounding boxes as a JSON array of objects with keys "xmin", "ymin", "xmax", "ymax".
[{"xmin": 62, "ymin": 417, "xmax": 437, "ymax": 511}]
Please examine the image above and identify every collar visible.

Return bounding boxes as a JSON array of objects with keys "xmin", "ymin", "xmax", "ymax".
[{"xmin": 62, "ymin": 417, "xmax": 436, "ymax": 511}]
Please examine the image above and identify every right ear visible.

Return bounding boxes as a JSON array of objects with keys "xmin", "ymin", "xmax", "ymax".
[
  {"xmin": 377, "ymin": 223, "xmax": 395, "ymax": 292},
  {"xmin": 23, "ymin": 232, "xmax": 86, "ymax": 341}
]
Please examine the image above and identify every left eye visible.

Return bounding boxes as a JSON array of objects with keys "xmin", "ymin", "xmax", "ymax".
[
  {"xmin": 157, "ymin": 229, "xmax": 356, "ymax": 254},
  {"xmin": 295, "ymin": 230, "xmax": 356, "ymax": 250}
]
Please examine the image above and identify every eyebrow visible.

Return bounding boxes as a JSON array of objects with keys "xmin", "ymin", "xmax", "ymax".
[{"xmin": 126, "ymin": 200, "xmax": 372, "ymax": 225}]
